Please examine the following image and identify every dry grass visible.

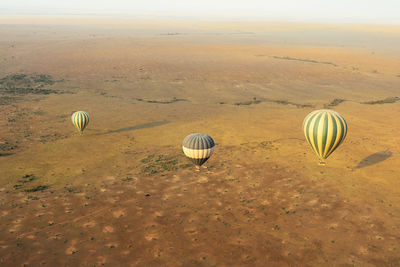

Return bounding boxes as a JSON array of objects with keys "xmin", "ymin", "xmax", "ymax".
[{"xmin": 0, "ymin": 20, "xmax": 400, "ymax": 266}]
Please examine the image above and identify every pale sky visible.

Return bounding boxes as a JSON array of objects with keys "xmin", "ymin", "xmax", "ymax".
[{"xmin": 1, "ymin": 0, "xmax": 400, "ymax": 24}]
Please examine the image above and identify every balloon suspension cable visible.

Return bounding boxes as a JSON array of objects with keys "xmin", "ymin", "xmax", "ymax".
[{"xmin": 318, "ymin": 159, "xmax": 326, "ymax": 166}]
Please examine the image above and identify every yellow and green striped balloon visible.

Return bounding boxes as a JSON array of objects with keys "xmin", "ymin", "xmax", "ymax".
[
  {"xmin": 71, "ymin": 111, "xmax": 90, "ymax": 134},
  {"xmin": 303, "ymin": 109, "xmax": 347, "ymax": 164}
]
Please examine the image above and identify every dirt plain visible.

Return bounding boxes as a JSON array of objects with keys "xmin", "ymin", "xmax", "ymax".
[{"xmin": 1, "ymin": 17, "xmax": 400, "ymax": 266}]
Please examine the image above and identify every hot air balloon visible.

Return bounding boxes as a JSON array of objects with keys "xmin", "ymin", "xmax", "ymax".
[
  {"xmin": 71, "ymin": 111, "xmax": 90, "ymax": 134},
  {"xmin": 182, "ymin": 133, "xmax": 215, "ymax": 169},
  {"xmin": 303, "ymin": 109, "xmax": 347, "ymax": 165}
]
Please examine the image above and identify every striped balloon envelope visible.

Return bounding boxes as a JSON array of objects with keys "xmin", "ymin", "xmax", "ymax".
[
  {"xmin": 71, "ymin": 111, "xmax": 90, "ymax": 134},
  {"xmin": 182, "ymin": 133, "xmax": 215, "ymax": 169},
  {"xmin": 302, "ymin": 109, "xmax": 347, "ymax": 164}
]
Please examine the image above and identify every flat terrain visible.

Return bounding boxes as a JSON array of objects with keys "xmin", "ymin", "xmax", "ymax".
[{"xmin": 1, "ymin": 17, "xmax": 400, "ymax": 266}]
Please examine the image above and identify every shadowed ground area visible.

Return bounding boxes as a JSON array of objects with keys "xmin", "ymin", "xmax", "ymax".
[
  {"xmin": 99, "ymin": 121, "xmax": 170, "ymax": 135},
  {"xmin": 1, "ymin": 18, "xmax": 400, "ymax": 266},
  {"xmin": 356, "ymin": 151, "xmax": 393, "ymax": 169}
]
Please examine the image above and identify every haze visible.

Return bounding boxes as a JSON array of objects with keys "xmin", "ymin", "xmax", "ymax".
[
  {"xmin": 1, "ymin": 0, "xmax": 400, "ymax": 24},
  {"xmin": 2, "ymin": 0, "xmax": 400, "ymax": 264}
]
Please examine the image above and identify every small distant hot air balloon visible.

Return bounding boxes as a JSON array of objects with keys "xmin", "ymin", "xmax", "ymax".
[
  {"xmin": 303, "ymin": 109, "xmax": 347, "ymax": 165},
  {"xmin": 182, "ymin": 133, "xmax": 215, "ymax": 169},
  {"xmin": 71, "ymin": 111, "xmax": 90, "ymax": 134}
]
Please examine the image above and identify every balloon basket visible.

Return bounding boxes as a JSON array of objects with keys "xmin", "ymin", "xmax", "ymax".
[
  {"xmin": 195, "ymin": 165, "xmax": 200, "ymax": 171},
  {"xmin": 318, "ymin": 160, "xmax": 326, "ymax": 166}
]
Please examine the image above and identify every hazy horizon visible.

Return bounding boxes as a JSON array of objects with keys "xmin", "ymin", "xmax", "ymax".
[{"xmin": 1, "ymin": 0, "xmax": 400, "ymax": 25}]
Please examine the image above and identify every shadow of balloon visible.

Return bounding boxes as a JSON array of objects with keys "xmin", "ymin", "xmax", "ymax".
[
  {"xmin": 356, "ymin": 151, "xmax": 392, "ymax": 169},
  {"xmin": 99, "ymin": 121, "xmax": 170, "ymax": 135}
]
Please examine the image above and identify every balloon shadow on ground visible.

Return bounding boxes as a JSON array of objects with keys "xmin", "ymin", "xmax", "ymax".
[
  {"xmin": 98, "ymin": 121, "xmax": 170, "ymax": 135},
  {"xmin": 356, "ymin": 151, "xmax": 392, "ymax": 169}
]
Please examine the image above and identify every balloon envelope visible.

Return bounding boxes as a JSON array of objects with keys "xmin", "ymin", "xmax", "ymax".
[
  {"xmin": 71, "ymin": 111, "xmax": 90, "ymax": 133},
  {"xmin": 303, "ymin": 109, "xmax": 347, "ymax": 164},
  {"xmin": 182, "ymin": 133, "xmax": 215, "ymax": 168}
]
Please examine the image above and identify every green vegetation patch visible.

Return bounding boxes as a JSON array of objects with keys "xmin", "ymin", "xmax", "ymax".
[
  {"xmin": 234, "ymin": 98, "xmax": 262, "ymax": 106},
  {"xmin": 64, "ymin": 186, "xmax": 81, "ymax": 193},
  {"xmin": 361, "ymin": 97, "xmax": 399, "ymax": 105},
  {"xmin": 13, "ymin": 174, "xmax": 39, "ymax": 190},
  {"xmin": 121, "ymin": 177, "xmax": 135, "ymax": 182},
  {"xmin": 324, "ymin": 98, "xmax": 346, "ymax": 108},
  {"xmin": 24, "ymin": 185, "xmax": 49, "ymax": 192},
  {"xmin": 0, "ymin": 141, "xmax": 18, "ymax": 152},
  {"xmin": 281, "ymin": 207, "xmax": 296, "ymax": 215},
  {"xmin": 271, "ymin": 99, "xmax": 314, "ymax": 108},
  {"xmin": 141, "ymin": 154, "xmax": 191, "ymax": 175},
  {"xmin": 13, "ymin": 174, "xmax": 48, "ymax": 192},
  {"xmin": 141, "ymin": 154, "xmax": 178, "ymax": 174},
  {"xmin": 228, "ymin": 97, "xmax": 313, "ymax": 108},
  {"xmin": 0, "ymin": 73, "xmax": 66, "ymax": 96},
  {"xmin": 135, "ymin": 97, "xmax": 187, "ymax": 104},
  {"xmin": 0, "ymin": 96, "xmax": 19, "ymax": 105},
  {"xmin": 19, "ymin": 174, "xmax": 36, "ymax": 183},
  {"xmin": 40, "ymin": 133, "xmax": 67, "ymax": 144}
]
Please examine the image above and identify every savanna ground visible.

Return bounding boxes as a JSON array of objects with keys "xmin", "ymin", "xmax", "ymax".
[{"xmin": 1, "ymin": 17, "xmax": 400, "ymax": 266}]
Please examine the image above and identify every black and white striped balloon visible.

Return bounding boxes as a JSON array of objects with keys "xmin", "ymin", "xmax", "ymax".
[{"xmin": 182, "ymin": 133, "xmax": 215, "ymax": 168}]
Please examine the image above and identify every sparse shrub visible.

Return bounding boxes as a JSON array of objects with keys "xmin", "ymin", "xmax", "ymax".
[
  {"xmin": 24, "ymin": 185, "xmax": 49, "ymax": 192},
  {"xmin": 141, "ymin": 154, "xmax": 182, "ymax": 175},
  {"xmin": 324, "ymin": 98, "xmax": 346, "ymax": 108},
  {"xmin": 362, "ymin": 97, "xmax": 399, "ymax": 105}
]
